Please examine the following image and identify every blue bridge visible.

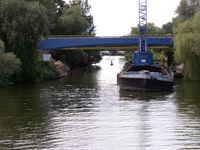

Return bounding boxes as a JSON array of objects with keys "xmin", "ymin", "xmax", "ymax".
[{"xmin": 38, "ymin": 36, "xmax": 174, "ymax": 52}]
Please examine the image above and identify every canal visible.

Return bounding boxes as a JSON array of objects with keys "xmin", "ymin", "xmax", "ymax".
[{"xmin": 0, "ymin": 56, "xmax": 200, "ymax": 149}]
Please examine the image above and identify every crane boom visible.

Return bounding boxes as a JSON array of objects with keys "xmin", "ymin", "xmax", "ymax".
[{"xmin": 139, "ymin": 0, "xmax": 148, "ymax": 52}]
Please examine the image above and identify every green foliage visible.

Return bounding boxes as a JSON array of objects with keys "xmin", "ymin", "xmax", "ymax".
[
  {"xmin": 0, "ymin": 0, "xmax": 100, "ymax": 84},
  {"xmin": 0, "ymin": 40, "xmax": 4, "ymax": 52},
  {"xmin": 131, "ymin": 22, "xmax": 174, "ymax": 36},
  {"xmin": 162, "ymin": 22, "xmax": 173, "ymax": 34},
  {"xmin": 51, "ymin": 0, "xmax": 100, "ymax": 68},
  {"xmin": 54, "ymin": 0, "xmax": 68, "ymax": 16},
  {"xmin": 175, "ymin": 11, "xmax": 200, "ymax": 80},
  {"xmin": 41, "ymin": 62, "xmax": 57, "ymax": 80},
  {"xmin": 176, "ymin": 0, "xmax": 200, "ymax": 22},
  {"xmin": 130, "ymin": 23, "xmax": 164, "ymax": 36},
  {"xmin": 0, "ymin": 0, "xmax": 52, "ymax": 82},
  {"xmin": 153, "ymin": 50, "xmax": 167, "ymax": 64},
  {"xmin": 0, "ymin": 39, "xmax": 21, "ymax": 84},
  {"xmin": 53, "ymin": 5, "xmax": 89, "ymax": 35},
  {"xmin": 130, "ymin": 27, "xmax": 139, "ymax": 36},
  {"xmin": 85, "ymin": 50, "xmax": 102, "ymax": 64},
  {"xmin": 148, "ymin": 23, "xmax": 163, "ymax": 35},
  {"xmin": 52, "ymin": 0, "xmax": 95, "ymax": 35}
]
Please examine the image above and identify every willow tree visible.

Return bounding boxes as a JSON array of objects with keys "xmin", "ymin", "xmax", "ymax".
[
  {"xmin": 0, "ymin": 0, "xmax": 51, "ymax": 82},
  {"xmin": 0, "ymin": 39, "xmax": 21, "ymax": 84},
  {"xmin": 175, "ymin": 11, "xmax": 200, "ymax": 80},
  {"xmin": 176, "ymin": 0, "xmax": 200, "ymax": 22}
]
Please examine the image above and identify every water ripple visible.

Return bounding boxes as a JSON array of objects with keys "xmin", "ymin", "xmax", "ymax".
[{"xmin": 1, "ymin": 56, "xmax": 200, "ymax": 149}]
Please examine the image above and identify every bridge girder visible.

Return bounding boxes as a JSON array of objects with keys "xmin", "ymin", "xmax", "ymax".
[{"xmin": 38, "ymin": 36, "xmax": 174, "ymax": 52}]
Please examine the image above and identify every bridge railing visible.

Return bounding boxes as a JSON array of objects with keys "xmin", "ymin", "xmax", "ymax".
[{"xmin": 45, "ymin": 35, "xmax": 174, "ymax": 39}]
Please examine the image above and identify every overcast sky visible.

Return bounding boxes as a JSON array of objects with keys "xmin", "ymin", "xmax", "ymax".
[{"xmin": 66, "ymin": 0, "xmax": 181, "ymax": 36}]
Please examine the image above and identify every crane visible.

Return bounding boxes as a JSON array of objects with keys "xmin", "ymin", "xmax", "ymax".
[
  {"xmin": 139, "ymin": 0, "xmax": 148, "ymax": 52},
  {"xmin": 132, "ymin": 0, "xmax": 152, "ymax": 66}
]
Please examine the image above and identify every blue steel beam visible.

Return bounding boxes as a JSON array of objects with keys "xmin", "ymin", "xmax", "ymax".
[{"xmin": 38, "ymin": 36, "xmax": 174, "ymax": 51}]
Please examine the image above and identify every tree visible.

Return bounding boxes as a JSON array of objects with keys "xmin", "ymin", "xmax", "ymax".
[
  {"xmin": 54, "ymin": 0, "xmax": 68, "ymax": 16},
  {"xmin": 130, "ymin": 27, "xmax": 139, "ymax": 36},
  {"xmin": 148, "ymin": 23, "xmax": 163, "ymax": 35},
  {"xmin": 0, "ymin": 0, "xmax": 52, "ymax": 82},
  {"xmin": 52, "ymin": 0, "xmax": 101, "ymax": 69},
  {"xmin": 52, "ymin": 0, "xmax": 95, "ymax": 35},
  {"xmin": 130, "ymin": 23, "xmax": 163, "ymax": 36},
  {"xmin": 162, "ymin": 22, "xmax": 173, "ymax": 34},
  {"xmin": 175, "ymin": 11, "xmax": 200, "ymax": 80},
  {"xmin": 53, "ymin": 4, "xmax": 90, "ymax": 35},
  {"xmin": 176, "ymin": 0, "xmax": 200, "ymax": 22},
  {"xmin": 0, "ymin": 39, "xmax": 21, "ymax": 84},
  {"xmin": 0, "ymin": 0, "xmax": 101, "ymax": 82},
  {"xmin": 81, "ymin": 0, "xmax": 95, "ymax": 35}
]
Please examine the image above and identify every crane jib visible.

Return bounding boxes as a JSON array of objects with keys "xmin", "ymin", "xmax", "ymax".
[{"xmin": 139, "ymin": 0, "xmax": 148, "ymax": 52}]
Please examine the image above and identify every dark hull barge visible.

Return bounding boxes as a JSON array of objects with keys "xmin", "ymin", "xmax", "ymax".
[{"xmin": 117, "ymin": 51, "xmax": 174, "ymax": 91}]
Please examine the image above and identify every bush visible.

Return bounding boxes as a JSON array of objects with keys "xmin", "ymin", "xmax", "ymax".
[
  {"xmin": 41, "ymin": 62, "xmax": 57, "ymax": 80},
  {"xmin": 175, "ymin": 11, "xmax": 200, "ymax": 80},
  {"xmin": 0, "ymin": 40, "xmax": 21, "ymax": 85}
]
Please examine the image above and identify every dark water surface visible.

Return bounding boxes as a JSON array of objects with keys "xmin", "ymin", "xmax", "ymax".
[{"xmin": 0, "ymin": 56, "xmax": 200, "ymax": 150}]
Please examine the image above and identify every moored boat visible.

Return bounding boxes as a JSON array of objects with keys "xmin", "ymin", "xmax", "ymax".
[
  {"xmin": 117, "ymin": 51, "xmax": 174, "ymax": 91},
  {"xmin": 117, "ymin": 0, "xmax": 174, "ymax": 91}
]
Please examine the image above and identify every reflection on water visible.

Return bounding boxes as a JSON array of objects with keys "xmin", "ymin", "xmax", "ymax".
[{"xmin": 0, "ymin": 56, "xmax": 200, "ymax": 149}]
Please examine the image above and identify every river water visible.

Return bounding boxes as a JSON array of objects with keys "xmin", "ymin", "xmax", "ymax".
[{"xmin": 0, "ymin": 56, "xmax": 200, "ymax": 150}]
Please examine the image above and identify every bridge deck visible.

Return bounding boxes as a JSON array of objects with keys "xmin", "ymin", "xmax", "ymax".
[{"xmin": 38, "ymin": 36, "xmax": 174, "ymax": 51}]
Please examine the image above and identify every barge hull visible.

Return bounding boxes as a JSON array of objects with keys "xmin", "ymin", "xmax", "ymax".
[{"xmin": 117, "ymin": 77, "xmax": 173, "ymax": 91}]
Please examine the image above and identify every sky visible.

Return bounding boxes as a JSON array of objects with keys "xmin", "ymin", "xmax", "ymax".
[{"xmin": 66, "ymin": 0, "xmax": 181, "ymax": 36}]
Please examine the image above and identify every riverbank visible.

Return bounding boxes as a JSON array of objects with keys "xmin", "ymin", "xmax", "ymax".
[
  {"xmin": 52, "ymin": 60, "xmax": 95, "ymax": 79},
  {"xmin": 53, "ymin": 60, "xmax": 70, "ymax": 79}
]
